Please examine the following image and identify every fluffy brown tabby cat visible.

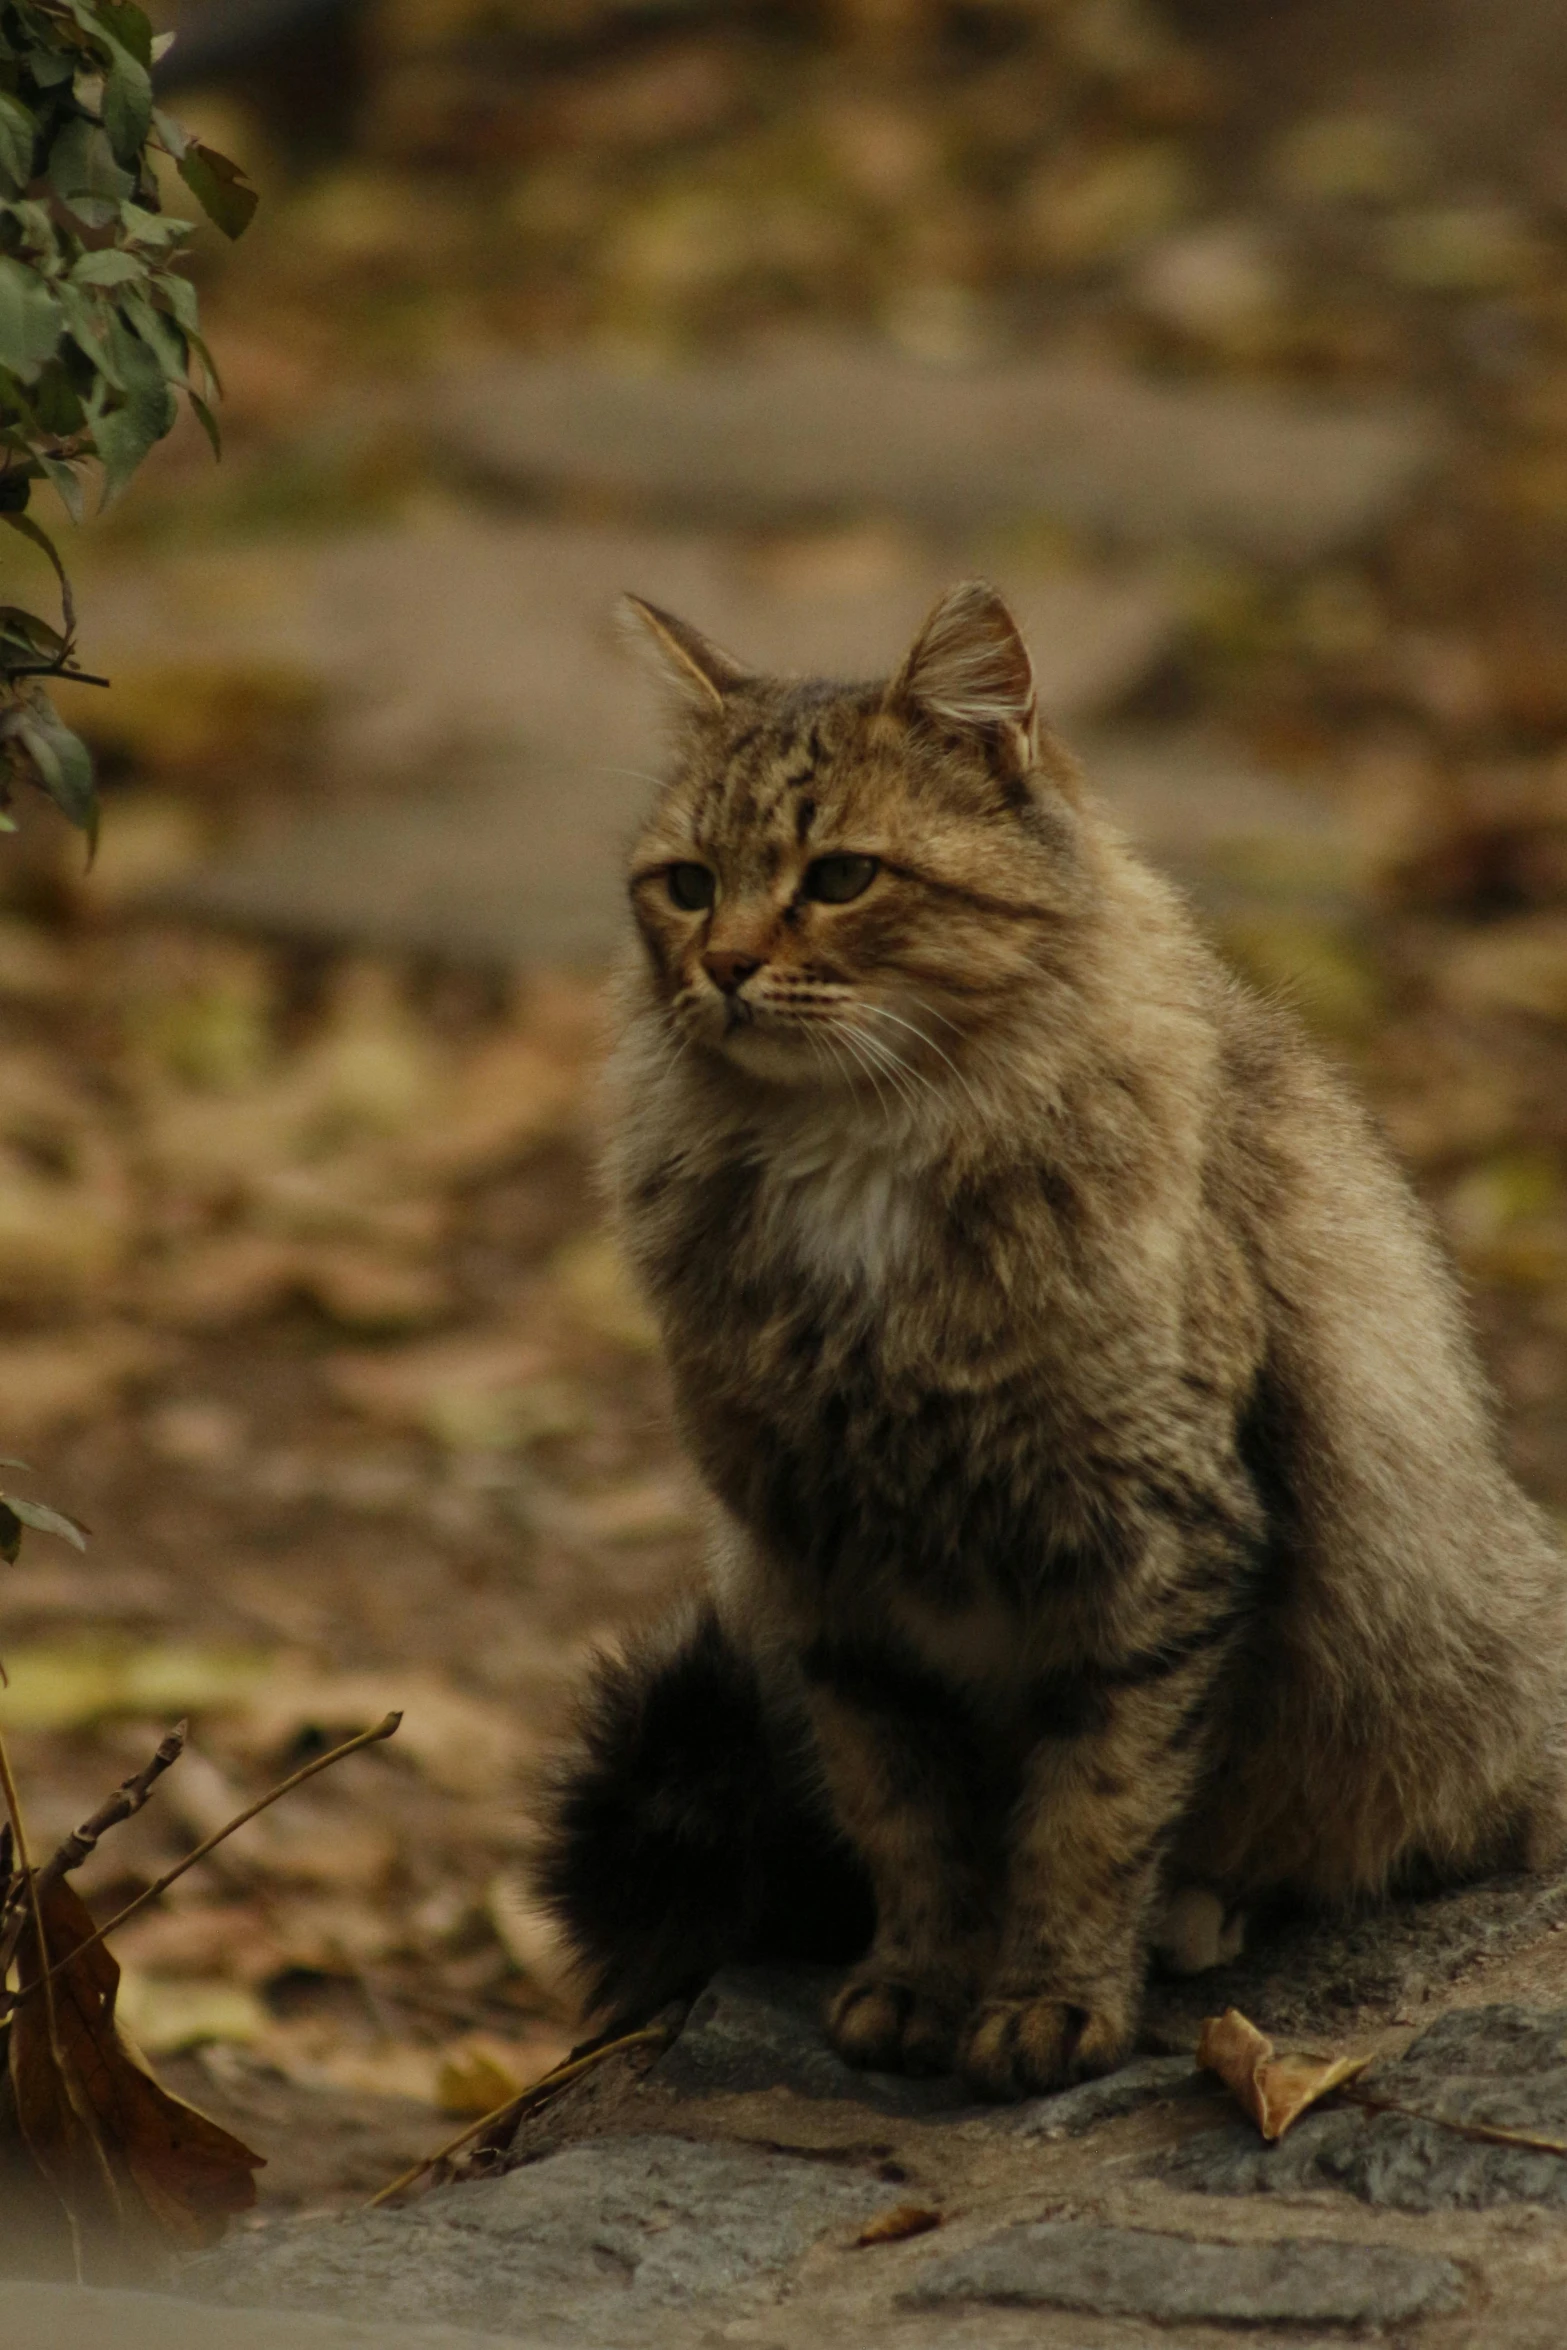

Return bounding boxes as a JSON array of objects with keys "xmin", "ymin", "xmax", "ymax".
[{"xmin": 532, "ymin": 581, "xmax": 1567, "ymax": 2101}]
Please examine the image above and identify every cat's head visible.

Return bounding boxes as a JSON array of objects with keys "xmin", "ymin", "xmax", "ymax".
[{"xmin": 622, "ymin": 581, "xmax": 1099, "ymax": 1089}]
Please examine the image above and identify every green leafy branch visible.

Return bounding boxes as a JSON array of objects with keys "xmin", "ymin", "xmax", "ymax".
[{"xmin": 0, "ymin": 0, "xmax": 256, "ymax": 846}]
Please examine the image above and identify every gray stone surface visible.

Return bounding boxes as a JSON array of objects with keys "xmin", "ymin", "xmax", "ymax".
[
  {"xmin": 1144, "ymin": 1867, "xmax": 1567, "ymax": 2043},
  {"xmin": 655, "ymin": 1973, "xmax": 1199, "ymax": 2136},
  {"xmin": 1, "ymin": 2281, "xmax": 521, "ymax": 2350},
  {"xmin": 1167, "ymin": 2003, "xmax": 1567, "ymax": 2212},
  {"xmin": 135, "ymin": 514, "xmax": 1189, "ymax": 961},
  {"xmin": 166, "ymin": 718, "xmax": 1335, "ymax": 966},
  {"xmin": 435, "ymin": 342, "xmax": 1442, "ymax": 566},
  {"xmin": 177, "ymin": 2133, "xmax": 905, "ymax": 2347},
  {"xmin": 654, "ymin": 1965, "xmax": 969, "ymax": 2114},
  {"xmin": 977, "ymin": 2053, "xmax": 1201, "ymax": 2139},
  {"xmin": 897, "ymin": 2219, "xmax": 1463, "ymax": 2323}
]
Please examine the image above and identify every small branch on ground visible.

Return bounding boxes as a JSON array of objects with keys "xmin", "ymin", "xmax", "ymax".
[
  {"xmin": 367, "ymin": 2022, "xmax": 675, "ymax": 2210},
  {"xmin": 39, "ymin": 1723, "xmax": 188, "ymax": 1894},
  {"xmin": 0, "ymin": 1722, "xmax": 188, "ymax": 1986},
  {"xmin": 1344, "ymin": 2084, "xmax": 1567, "ymax": 2159},
  {"xmin": 3, "ymin": 1710, "xmax": 402, "ymax": 2015}
]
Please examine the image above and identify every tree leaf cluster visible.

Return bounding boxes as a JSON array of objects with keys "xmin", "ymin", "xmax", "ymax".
[{"xmin": 0, "ymin": 0, "xmax": 255, "ymax": 840}]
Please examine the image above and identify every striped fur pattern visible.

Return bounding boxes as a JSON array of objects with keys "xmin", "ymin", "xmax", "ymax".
[{"xmin": 540, "ymin": 581, "xmax": 1567, "ymax": 2099}]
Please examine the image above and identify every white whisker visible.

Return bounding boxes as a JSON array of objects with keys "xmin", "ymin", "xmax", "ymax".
[
  {"xmin": 855, "ymin": 1001, "xmax": 987, "ymax": 1118},
  {"xmin": 842, "ymin": 1021, "xmax": 929, "ymax": 1118}
]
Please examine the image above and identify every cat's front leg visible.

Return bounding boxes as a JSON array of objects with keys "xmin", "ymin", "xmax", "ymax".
[
  {"xmin": 965, "ymin": 1638, "xmax": 1231, "ymax": 2100},
  {"xmin": 801, "ymin": 1637, "xmax": 998, "ymax": 2077}
]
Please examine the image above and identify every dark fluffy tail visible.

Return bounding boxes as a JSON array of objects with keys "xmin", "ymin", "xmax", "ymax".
[{"xmin": 530, "ymin": 1599, "xmax": 872, "ymax": 2030}]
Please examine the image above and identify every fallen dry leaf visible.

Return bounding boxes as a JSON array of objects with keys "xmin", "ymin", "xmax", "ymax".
[
  {"xmin": 160, "ymin": 1747, "xmax": 397, "ymax": 1891},
  {"xmin": 233, "ymin": 1668, "xmax": 525, "ymax": 1797},
  {"xmin": 549, "ymin": 1232, "xmax": 660, "ymax": 1353},
  {"xmin": 436, "ymin": 2029, "xmax": 573, "ymax": 2117},
  {"xmin": 115, "ymin": 1970, "xmax": 270, "ymax": 2057},
  {"xmin": 399, "ymin": 1029, "xmax": 583, "ymax": 1181},
  {"xmin": 1198, "ymin": 2007, "xmax": 1372, "ymax": 2141},
  {"xmin": 855, "ymin": 2204, "xmax": 943, "ymax": 2247},
  {"xmin": 8, "ymin": 1875, "xmax": 263, "ymax": 2246},
  {"xmin": 0, "ymin": 1328, "xmax": 162, "ymax": 1445},
  {"xmin": 327, "ymin": 1331, "xmax": 576, "ymax": 1452},
  {"xmin": 110, "ymin": 1902, "xmax": 289, "ymax": 1986},
  {"xmin": 0, "ymin": 1642, "xmax": 274, "ymax": 1732}
]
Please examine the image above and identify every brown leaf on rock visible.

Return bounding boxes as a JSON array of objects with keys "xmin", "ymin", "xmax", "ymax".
[
  {"xmin": 9, "ymin": 1875, "xmax": 263, "ymax": 2247},
  {"xmin": 1198, "ymin": 2006, "xmax": 1372, "ymax": 2141},
  {"xmin": 854, "ymin": 2203, "xmax": 943, "ymax": 2247}
]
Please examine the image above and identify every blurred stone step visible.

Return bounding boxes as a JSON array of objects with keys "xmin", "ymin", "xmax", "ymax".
[
  {"xmin": 86, "ymin": 511, "xmax": 1179, "ymax": 784},
  {"xmin": 163, "ymin": 720, "xmax": 1345, "ymax": 968},
  {"xmin": 129, "ymin": 511, "xmax": 1211, "ymax": 961},
  {"xmin": 431, "ymin": 341, "xmax": 1444, "ymax": 567}
]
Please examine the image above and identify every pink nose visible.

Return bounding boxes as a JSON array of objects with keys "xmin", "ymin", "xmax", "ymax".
[{"xmin": 703, "ymin": 950, "xmax": 763, "ymax": 995}]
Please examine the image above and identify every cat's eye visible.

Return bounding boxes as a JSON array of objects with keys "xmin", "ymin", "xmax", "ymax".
[
  {"xmin": 666, "ymin": 862, "xmax": 716, "ymax": 912},
  {"xmin": 801, "ymin": 854, "xmax": 879, "ymax": 904}
]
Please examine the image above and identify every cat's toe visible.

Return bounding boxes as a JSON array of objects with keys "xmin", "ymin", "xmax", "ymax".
[
  {"xmin": 962, "ymin": 1994, "xmax": 1132, "ymax": 2101},
  {"xmin": 827, "ymin": 1972, "xmax": 962, "ymax": 2075}
]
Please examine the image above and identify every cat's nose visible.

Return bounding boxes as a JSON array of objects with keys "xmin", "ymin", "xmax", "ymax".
[{"xmin": 703, "ymin": 950, "xmax": 763, "ymax": 995}]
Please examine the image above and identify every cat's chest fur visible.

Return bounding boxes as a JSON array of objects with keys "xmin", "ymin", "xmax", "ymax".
[
  {"xmin": 753, "ymin": 1112, "xmax": 927, "ymax": 1292},
  {"xmin": 640, "ymin": 1116, "xmax": 1108, "ymax": 1612}
]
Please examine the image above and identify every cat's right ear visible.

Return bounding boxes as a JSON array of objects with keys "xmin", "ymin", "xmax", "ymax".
[{"xmin": 620, "ymin": 596, "xmax": 751, "ymax": 713}]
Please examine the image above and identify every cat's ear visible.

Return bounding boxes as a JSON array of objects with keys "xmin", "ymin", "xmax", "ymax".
[
  {"xmin": 621, "ymin": 595, "xmax": 751, "ymax": 712},
  {"xmin": 887, "ymin": 581, "xmax": 1037, "ymax": 771}
]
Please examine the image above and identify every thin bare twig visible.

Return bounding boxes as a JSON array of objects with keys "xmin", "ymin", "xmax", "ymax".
[
  {"xmin": 0, "ymin": 1723, "xmax": 187, "ymax": 1988},
  {"xmin": 0, "ymin": 1712, "xmax": 85, "ymax": 2278},
  {"xmin": 1345, "ymin": 2084, "xmax": 1567, "ymax": 2160},
  {"xmin": 366, "ymin": 2024, "xmax": 672, "ymax": 2210},
  {"xmin": 4, "ymin": 1711, "xmax": 401, "ymax": 2013},
  {"xmin": 40, "ymin": 1722, "xmax": 188, "ymax": 1894}
]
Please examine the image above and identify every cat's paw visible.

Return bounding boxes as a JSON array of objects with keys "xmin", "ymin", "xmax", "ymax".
[
  {"xmin": 961, "ymin": 1993, "xmax": 1133, "ymax": 2101},
  {"xmin": 827, "ymin": 1970, "xmax": 965, "ymax": 2076}
]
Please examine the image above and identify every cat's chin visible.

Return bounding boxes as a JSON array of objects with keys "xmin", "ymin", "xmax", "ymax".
[
  {"xmin": 701, "ymin": 1023, "xmax": 832, "ymax": 1088},
  {"xmin": 700, "ymin": 1029, "xmax": 817, "ymax": 1081}
]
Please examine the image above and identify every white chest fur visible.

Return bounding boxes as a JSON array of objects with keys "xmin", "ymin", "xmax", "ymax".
[{"xmin": 755, "ymin": 1108, "xmax": 927, "ymax": 1293}]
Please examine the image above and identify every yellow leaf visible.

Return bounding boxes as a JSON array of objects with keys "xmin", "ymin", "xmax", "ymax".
[{"xmin": 1198, "ymin": 2006, "xmax": 1372, "ymax": 2141}]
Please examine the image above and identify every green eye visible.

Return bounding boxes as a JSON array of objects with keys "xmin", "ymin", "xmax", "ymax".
[
  {"xmin": 667, "ymin": 863, "xmax": 716, "ymax": 912},
  {"xmin": 802, "ymin": 853, "xmax": 879, "ymax": 904}
]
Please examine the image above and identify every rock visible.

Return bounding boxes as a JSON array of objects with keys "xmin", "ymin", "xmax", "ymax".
[
  {"xmin": 654, "ymin": 1965, "xmax": 968, "ymax": 2115},
  {"xmin": 1170, "ymin": 2005, "xmax": 1567, "ymax": 2214},
  {"xmin": 164, "ymin": 711, "xmax": 1340, "ymax": 971},
  {"xmin": 178, "ymin": 2134, "xmax": 907, "ymax": 2345},
  {"xmin": 433, "ymin": 343, "xmax": 1441, "ymax": 567},
  {"xmin": 3, "ymin": 2281, "xmax": 511, "ymax": 2350},
  {"xmin": 898, "ymin": 2219, "xmax": 1463, "ymax": 2324},
  {"xmin": 975, "ymin": 2052, "xmax": 1200, "ymax": 2138},
  {"xmin": 153, "ymin": 515, "xmax": 1179, "ymax": 963},
  {"xmin": 1142, "ymin": 1867, "xmax": 1567, "ymax": 2044}
]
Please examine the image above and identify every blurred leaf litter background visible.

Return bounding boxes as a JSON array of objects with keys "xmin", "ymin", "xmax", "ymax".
[{"xmin": 5, "ymin": 0, "xmax": 1567, "ymax": 2212}]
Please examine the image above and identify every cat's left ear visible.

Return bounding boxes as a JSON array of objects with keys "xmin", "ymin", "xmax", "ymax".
[
  {"xmin": 887, "ymin": 581, "xmax": 1038, "ymax": 775},
  {"xmin": 621, "ymin": 595, "xmax": 752, "ymax": 712}
]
